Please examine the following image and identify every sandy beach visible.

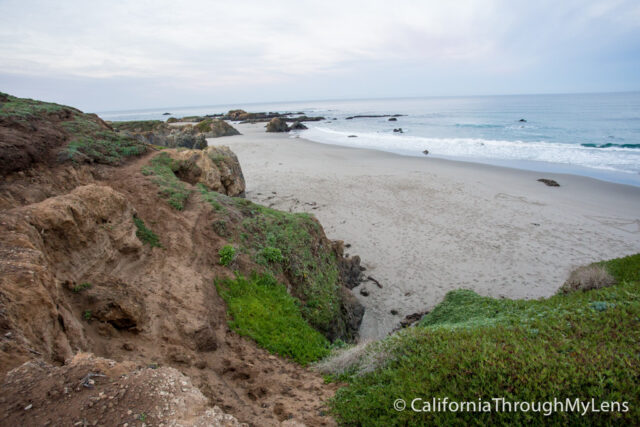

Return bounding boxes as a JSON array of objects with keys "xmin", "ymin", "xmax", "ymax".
[{"xmin": 213, "ymin": 123, "xmax": 640, "ymax": 339}]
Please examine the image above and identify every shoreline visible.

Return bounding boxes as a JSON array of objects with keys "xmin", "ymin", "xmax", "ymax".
[{"xmin": 214, "ymin": 123, "xmax": 640, "ymax": 339}]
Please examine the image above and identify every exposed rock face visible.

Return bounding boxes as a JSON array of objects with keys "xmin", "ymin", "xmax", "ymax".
[
  {"xmin": 289, "ymin": 121, "xmax": 308, "ymax": 130},
  {"xmin": 0, "ymin": 353, "xmax": 245, "ymax": 426},
  {"xmin": 0, "ymin": 185, "xmax": 143, "ymax": 369},
  {"xmin": 116, "ymin": 119, "xmax": 240, "ymax": 149},
  {"xmin": 266, "ymin": 117, "xmax": 290, "ymax": 132},
  {"xmin": 166, "ymin": 146, "xmax": 246, "ymax": 197},
  {"xmin": 197, "ymin": 118, "xmax": 241, "ymax": 138},
  {"xmin": 333, "ymin": 241, "xmax": 364, "ymax": 290}
]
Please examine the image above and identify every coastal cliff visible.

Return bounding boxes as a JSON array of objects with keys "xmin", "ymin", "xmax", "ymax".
[{"xmin": 0, "ymin": 93, "xmax": 362, "ymax": 426}]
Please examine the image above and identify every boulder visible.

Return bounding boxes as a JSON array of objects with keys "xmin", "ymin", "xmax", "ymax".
[
  {"xmin": 289, "ymin": 121, "xmax": 308, "ymax": 130},
  {"xmin": 388, "ymin": 117, "xmax": 397, "ymax": 121},
  {"xmin": 166, "ymin": 146, "xmax": 246, "ymax": 197},
  {"xmin": 266, "ymin": 117, "xmax": 290, "ymax": 132},
  {"xmin": 393, "ymin": 128, "xmax": 403, "ymax": 133},
  {"xmin": 537, "ymin": 178, "xmax": 560, "ymax": 187},
  {"xmin": 197, "ymin": 119, "xmax": 241, "ymax": 138}
]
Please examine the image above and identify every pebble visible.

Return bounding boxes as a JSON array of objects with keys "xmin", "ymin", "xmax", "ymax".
[{"xmin": 24, "ymin": 404, "xmax": 32, "ymax": 410}]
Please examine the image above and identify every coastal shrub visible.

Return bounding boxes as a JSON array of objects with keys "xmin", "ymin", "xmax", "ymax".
[
  {"xmin": 133, "ymin": 216, "xmax": 162, "ymax": 248},
  {"xmin": 239, "ymin": 205, "xmax": 340, "ymax": 334},
  {"xmin": 195, "ymin": 118, "xmax": 213, "ymax": 133},
  {"xmin": 218, "ymin": 245, "xmax": 235, "ymax": 266},
  {"xmin": 330, "ymin": 253, "xmax": 640, "ymax": 425},
  {"xmin": 61, "ymin": 116, "xmax": 146, "ymax": 164},
  {"xmin": 559, "ymin": 264, "xmax": 614, "ymax": 294},
  {"xmin": 257, "ymin": 246, "xmax": 284, "ymax": 265},
  {"xmin": 195, "ymin": 186, "xmax": 342, "ymax": 336},
  {"xmin": 72, "ymin": 282, "xmax": 92, "ymax": 293},
  {"xmin": 216, "ymin": 273, "xmax": 330, "ymax": 365},
  {"xmin": 0, "ymin": 92, "xmax": 71, "ymax": 120},
  {"xmin": 142, "ymin": 152, "xmax": 191, "ymax": 210}
]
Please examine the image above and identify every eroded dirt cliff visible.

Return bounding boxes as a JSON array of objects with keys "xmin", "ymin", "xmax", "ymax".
[{"xmin": 0, "ymin": 94, "xmax": 363, "ymax": 426}]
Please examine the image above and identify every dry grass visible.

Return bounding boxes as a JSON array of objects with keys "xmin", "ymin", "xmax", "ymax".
[
  {"xmin": 314, "ymin": 339, "xmax": 390, "ymax": 376},
  {"xmin": 559, "ymin": 264, "xmax": 615, "ymax": 294}
]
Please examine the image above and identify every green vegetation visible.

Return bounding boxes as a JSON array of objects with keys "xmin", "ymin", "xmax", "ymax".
[
  {"xmin": 197, "ymin": 186, "xmax": 341, "ymax": 335},
  {"xmin": 62, "ymin": 115, "xmax": 146, "ymax": 164},
  {"xmin": 73, "ymin": 283, "xmax": 92, "ymax": 293},
  {"xmin": 216, "ymin": 273, "xmax": 330, "ymax": 365},
  {"xmin": 109, "ymin": 120, "xmax": 164, "ymax": 132},
  {"xmin": 257, "ymin": 246, "xmax": 285, "ymax": 265},
  {"xmin": 133, "ymin": 216, "xmax": 161, "ymax": 248},
  {"xmin": 330, "ymin": 254, "xmax": 640, "ymax": 425},
  {"xmin": 0, "ymin": 92, "xmax": 71, "ymax": 120},
  {"xmin": 218, "ymin": 245, "xmax": 236, "ymax": 266},
  {"xmin": 83, "ymin": 310, "xmax": 92, "ymax": 321},
  {"xmin": 0, "ymin": 92, "xmax": 145, "ymax": 164},
  {"xmin": 197, "ymin": 183, "xmax": 225, "ymax": 211},
  {"xmin": 195, "ymin": 118, "xmax": 213, "ymax": 133},
  {"xmin": 142, "ymin": 152, "xmax": 191, "ymax": 210}
]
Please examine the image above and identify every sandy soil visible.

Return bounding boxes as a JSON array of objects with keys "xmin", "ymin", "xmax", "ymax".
[{"xmin": 212, "ymin": 123, "xmax": 640, "ymax": 340}]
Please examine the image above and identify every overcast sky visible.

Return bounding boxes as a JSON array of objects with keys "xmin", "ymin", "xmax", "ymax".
[{"xmin": 1, "ymin": 0, "xmax": 639, "ymax": 111}]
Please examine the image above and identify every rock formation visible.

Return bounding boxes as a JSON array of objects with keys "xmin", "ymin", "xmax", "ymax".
[{"xmin": 266, "ymin": 117, "xmax": 290, "ymax": 132}]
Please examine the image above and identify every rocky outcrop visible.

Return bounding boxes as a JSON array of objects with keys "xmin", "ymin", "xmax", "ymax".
[
  {"xmin": 266, "ymin": 117, "xmax": 290, "ymax": 132},
  {"xmin": 115, "ymin": 119, "xmax": 240, "ymax": 149},
  {"xmin": 538, "ymin": 178, "xmax": 560, "ymax": 187},
  {"xmin": 196, "ymin": 118, "xmax": 241, "ymax": 138},
  {"xmin": 166, "ymin": 146, "xmax": 246, "ymax": 197},
  {"xmin": 289, "ymin": 121, "xmax": 308, "ymax": 130}
]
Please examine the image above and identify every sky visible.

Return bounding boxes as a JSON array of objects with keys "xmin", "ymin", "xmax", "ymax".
[{"xmin": 1, "ymin": 0, "xmax": 639, "ymax": 112}]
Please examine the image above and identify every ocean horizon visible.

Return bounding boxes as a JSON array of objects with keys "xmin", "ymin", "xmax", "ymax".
[{"xmin": 98, "ymin": 91, "xmax": 640, "ymax": 187}]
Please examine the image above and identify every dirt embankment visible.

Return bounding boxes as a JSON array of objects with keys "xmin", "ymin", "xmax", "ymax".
[{"xmin": 0, "ymin": 94, "xmax": 363, "ymax": 426}]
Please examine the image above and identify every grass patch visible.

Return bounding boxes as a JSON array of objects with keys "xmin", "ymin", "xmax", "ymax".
[
  {"xmin": 0, "ymin": 92, "xmax": 145, "ymax": 164},
  {"xmin": 73, "ymin": 283, "xmax": 92, "ymax": 293},
  {"xmin": 257, "ymin": 246, "xmax": 284, "ymax": 265},
  {"xmin": 197, "ymin": 183, "xmax": 225, "ymax": 211},
  {"xmin": 216, "ymin": 273, "xmax": 330, "ymax": 365},
  {"xmin": 62, "ymin": 115, "xmax": 146, "ymax": 164},
  {"xmin": 0, "ymin": 92, "xmax": 72, "ymax": 120},
  {"xmin": 196, "ymin": 187, "xmax": 341, "ymax": 335},
  {"xmin": 195, "ymin": 118, "xmax": 213, "ymax": 133},
  {"xmin": 133, "ymin": 216, "xmax": 161, "ymax": 248},
  {"xmin": 142, "ymin": 152, "xmax": 191, "ymax": 210},
  {"xmin": 218, "ymin": 245, "xmax": 235, "ymax": 266},
  {"xmin": 330, "ymin": 254, "xmax": 640, "ymax": 425}
]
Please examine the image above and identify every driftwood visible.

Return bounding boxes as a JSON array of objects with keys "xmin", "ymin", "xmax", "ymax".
[{"xmin": 367, "ymin": 276, "xmax": 383, "ymax": 288}]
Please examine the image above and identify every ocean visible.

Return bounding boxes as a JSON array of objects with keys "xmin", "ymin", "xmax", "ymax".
[{"xmin": 98, "ymin": 92, "xmax": 640, "ymax": 186}]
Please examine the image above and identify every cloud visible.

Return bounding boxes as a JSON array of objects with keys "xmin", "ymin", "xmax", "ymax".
[{"xmin": 1, "ymin": 0, "xmax": 638, "ymax": 109}]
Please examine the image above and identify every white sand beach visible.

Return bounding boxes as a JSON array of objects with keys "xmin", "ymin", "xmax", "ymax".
[{"xmin": 213, "ymin": 123, "xmax": 640, "ymax": 340}]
